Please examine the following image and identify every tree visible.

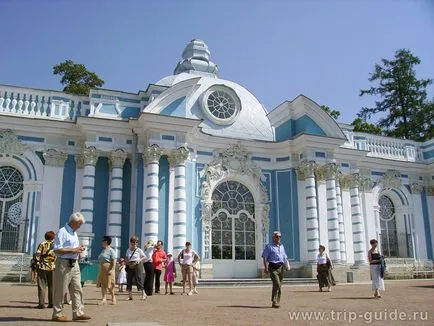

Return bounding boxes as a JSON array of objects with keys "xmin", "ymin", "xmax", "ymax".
[
  {"xmin": 53, "ymin": 60, "xmax": 104, "ymax": 96},
  {"xmin": 358, "ymin": 49, "xmax": 432, "ymax": 141},
  {"xmin": 320, "ymin": 105, "xmax": 341, "ymax": 120},
  {"xmin": 351, "ymin": 118, "xmax": 382, "ymax": 135}
]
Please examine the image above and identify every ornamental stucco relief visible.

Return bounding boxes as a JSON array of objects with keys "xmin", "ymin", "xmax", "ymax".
[{"xmin": 0, "ymin": 130, "xmax": 28, "ymax": 155}]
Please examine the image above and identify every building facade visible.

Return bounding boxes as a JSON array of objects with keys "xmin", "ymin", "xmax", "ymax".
[{"xmin": 0, "ymin": 39, "xmax": 433, "ymax": 278}]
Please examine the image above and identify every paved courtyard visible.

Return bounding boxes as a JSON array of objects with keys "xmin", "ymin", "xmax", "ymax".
[{"xmin": 0, "ymin": 280, "xmax": 432, "ymax": 325}]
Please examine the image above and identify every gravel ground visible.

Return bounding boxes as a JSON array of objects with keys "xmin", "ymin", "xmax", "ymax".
[{"xmin": 0, "ymin": 279, "xmax": 433, "ymax": 325}]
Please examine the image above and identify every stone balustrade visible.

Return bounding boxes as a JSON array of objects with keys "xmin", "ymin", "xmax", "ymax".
[
  {"xmin": 342, "ymin": 129, "xmax": 423, "ymax": 162},
  {"xmin": 0, "ymin": 85, "xmax": 88, "ymax": 121}
]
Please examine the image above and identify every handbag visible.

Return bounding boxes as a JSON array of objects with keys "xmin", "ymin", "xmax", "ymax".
[
  {"xmin": 127, "ymin": 248, "xmax": 139, "ymax": 270},
  {"xmin": 283, "ymin": 259, "xmax": 291, "ymax": 271}
]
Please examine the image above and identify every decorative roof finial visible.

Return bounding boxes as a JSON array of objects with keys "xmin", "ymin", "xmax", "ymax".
[{"xmin": 173, "ymin": 39, "xmax": 219, "ymax": 76}]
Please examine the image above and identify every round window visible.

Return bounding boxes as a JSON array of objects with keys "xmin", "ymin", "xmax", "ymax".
[{"xmin": 201, "ymin": 86, "xmax": 241, "ymax": 125}]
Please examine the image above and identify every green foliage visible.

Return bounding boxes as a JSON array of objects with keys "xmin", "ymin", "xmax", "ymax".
[
  {"xmin": 320, "ymin": 105, "xmax": 341, "ymax": 120},
  {"xmin": 351, "ymin": 118, "xmax": 382, "ymax": 135},
  {"xmin": 53, "ymin": 60, "xmax": 104, "ymax": 96},
  {"xmin": 358, "ymin": 49, "xmax": 432, "ymax": 141}
]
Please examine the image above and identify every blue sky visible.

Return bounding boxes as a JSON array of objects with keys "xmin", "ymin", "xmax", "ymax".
[{"xmin": 1, "ymin": 0, "xmax": 433, "ymax": 124}]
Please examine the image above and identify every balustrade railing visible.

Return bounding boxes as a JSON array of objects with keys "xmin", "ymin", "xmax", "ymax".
[
  {"xmin": 342, "ymin": 130, "xmax": 423, "ymax": 162},
  {"xmin": 0, "ymin": 85, "xmax": 88, "ymax": 121}
]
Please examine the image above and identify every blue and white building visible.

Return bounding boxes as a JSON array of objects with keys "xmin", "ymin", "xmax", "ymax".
[{"xmin": 0, "ymin": 39, "xmax": 433, "ymax": 278}]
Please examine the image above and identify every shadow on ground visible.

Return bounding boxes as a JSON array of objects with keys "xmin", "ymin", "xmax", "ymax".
[{"xmin": 216, "ymin": 305, "xmax": 271, "ymax": 309}]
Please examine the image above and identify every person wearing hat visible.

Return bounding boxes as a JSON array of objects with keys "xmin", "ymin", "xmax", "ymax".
[
  {"xmin": 143, "ymin": 239, "xmax": 155, "ymax": 296},
  {"xmin": 262, "ymin": 231, "xmax": 288, "ymax": 308},
  {"xmin": 163, "ymin": 252, "xmax": 176, "ymax": 295},
  {"xmin": 177, "ymin": 241, "xmax": 200, "ymax": 295},
  {"xmin": 97, "ymin": 236, "xmax": 117, "ymax": 305}
]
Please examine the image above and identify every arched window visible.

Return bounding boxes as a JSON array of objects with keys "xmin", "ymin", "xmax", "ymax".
[
  {"xmin": 211, "ymin": 181, "xmax": 255, "ymax": 260},
  {"xmin": 0, "ymin": 166, "xmax": 24, "ymax": 251},
  {"xmin": 379, "ymin": 195, "xmax": 398, "ymax": 257}
]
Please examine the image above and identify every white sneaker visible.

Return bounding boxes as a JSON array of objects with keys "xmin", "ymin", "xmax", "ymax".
[
  {"xmin": 193, "ymin": 289, "xmax": 198, "ymax": 294},
  {"xmin": 142, "ymin": 291, "xmax": 147, "ymax": 300},
  {"xmin": 187, "ymin": 291, "xmax": 193, "ymax": 296}
]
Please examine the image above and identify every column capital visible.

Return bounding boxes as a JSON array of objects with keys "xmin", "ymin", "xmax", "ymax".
[
  {"xmin": 338, "ymin": 174, "xmax": 352, "ymax": 190},
  {"xmin": 295, "ymin": 160, "xmax": 316, "ymax": 180},
  {"xmin": 142, "ymin": 144, "xmax": 163, "ymax": 165},
  {"xmin": 43, "ymin": 148, "xmax": 68, "ymax": 167},
  {"xmin": 82, "ymin": 146, "xmax": 99, "ymax": 166},
  {"xmin": 75, "ymin": 154, "xmax": 84, "ymax": 169},
  {"xmin": 324, "ymin": 162, "xmax": 340, "ymax": 179},
  {"xmin": 110, "ymin": 148, "xmax": 127, "ymax": 168},
  {"xmin": 168, "ymin": 146, "xmax": 189, "ymax": 167},
  {"xmin": 359, "ymin": 176, "xmax": 374, "ymax": 192}
]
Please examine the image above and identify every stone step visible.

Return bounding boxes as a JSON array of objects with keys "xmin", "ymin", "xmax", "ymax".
[{"xmin": 197, "ymin": 278, "xmax": 318, "ymax": 287}]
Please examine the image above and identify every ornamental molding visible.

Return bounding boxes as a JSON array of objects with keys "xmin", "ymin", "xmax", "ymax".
[
  {"xmin": 142, "ymin": 144, "xmax": 163, "ymax": 165},
  {"xmin": 168, "ymin": 146, "xmax": 189, "ymax": 167},
  {"xmin": 199, "ymin": 144, "xmax": 270, "ymax": 258},
  {"xmin": 43, "ymin": 149, "xmax": 68, "ymax": 167},
  {"xmin": 110, "ymin": 148, "xmax": 127, "ymax": 168},
  {"xmin": 379, "ymin": 170, "xmax": 402, "ymax": 189},
  {"xmin": 410, "ymin": 182, "xmax": 423, "ymax": 194},
  {"xmin": 0, "ymin": 130, "xmax": 28, "ymax": 155},
  {"xmin": 295, "ymin": 160, "xmax": 316, "ymax": 180},
  {"xmin": 314, "ymin": 162, "xmax": 340, "ymax": 182},
  {"xmin": 82, "ymin": 146, "xmax": 99, "ymax": 166}
]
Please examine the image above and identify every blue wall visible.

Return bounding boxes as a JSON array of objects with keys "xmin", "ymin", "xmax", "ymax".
[
  {"xmin": 275, "ymin": 115, "xmax": 327, "ymax": 141},
  {"xmin": 59, "ymin": 155, "xmax": 76, "ymax": 227},
  {"xmin": 91, "ymin": 157, "xmax": 110, "ymax": 259},
  {"xmin": 158, "ymin": 156, "xmax": 169, "ymax": 246},
  {"xmin": 121, "ymin": 159, "xmax": 132, "ymax": 257},
  {"xmin": 265, "ymin": 169, "xmax": 300, "ymax": 260}
]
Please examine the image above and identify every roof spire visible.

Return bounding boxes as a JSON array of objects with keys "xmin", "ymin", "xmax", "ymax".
[{"xmin": 174, "ymin": 39, "xmax": 219, "ymax": 76}]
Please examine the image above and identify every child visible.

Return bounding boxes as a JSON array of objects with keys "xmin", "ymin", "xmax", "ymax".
[
  {"xmin": 30, "ymin": 253, "xmax": 37, "ymax": 284},
  {"xmin": 116, "ymin": 258, "xmax": 127, "ymax": 292},
  {"xmin": 192, "ymin": 260, "xmax": 200, "ymax": 294},
  {"xmin": 164, "ymin": 253, "xmax": 176, "ymax": 295}
]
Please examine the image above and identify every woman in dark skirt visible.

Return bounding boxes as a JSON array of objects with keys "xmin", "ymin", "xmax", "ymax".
[{"xmin": 316, "ymin": 245, "xmax": 333, "ymax": 292}]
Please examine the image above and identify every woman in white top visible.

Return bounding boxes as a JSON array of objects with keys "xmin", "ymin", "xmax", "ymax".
[
  {"xmin": 316, "ymin": 245, "xmax": 333, "ymax": 292},
  {"xmin": 143, "ymin": 240, "xmax": 155, "ymax": 296},
  {"xmin": 177, "ymin": 241, "xmax": 199, "ymax": 295},
  {"xmin": 125, "ymin": 236, "xmax": 147, "ymax": 301}
]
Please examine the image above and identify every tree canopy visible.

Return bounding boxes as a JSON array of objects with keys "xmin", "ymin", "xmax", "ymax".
[
  {"xmin": 350, "ymin": 118, "xmax": 382, "ymax": 135},
  {"xmin": 53, "ymin": 60, "xmax": 104, "ymax": 96},
  {"xmin": 358, "ymin": 49, "xmax": 432, "ymax": 141},
  {"xmin": 320, "ymin": 105, "xmax": 341, "ymax": 120}
]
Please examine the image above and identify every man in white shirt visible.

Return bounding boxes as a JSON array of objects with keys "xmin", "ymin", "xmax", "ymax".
[{"xmin": 52, "ymin": 212, "xmax": 91, "ymax": 322}]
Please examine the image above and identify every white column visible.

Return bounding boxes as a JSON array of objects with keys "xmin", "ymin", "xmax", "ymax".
[
  {"xmin": 324, "ymin": 163, "xmax": 341, "ymax": 263},
  {"xmin": 107, "ymin": 149, "xmax": 127, "ymax": 258},
  {"xmin": 335, "ymin": 180, "xmax": 347, "ymax": 263},
  {"xmin": 39, "ymin": 149, "xmax": 67, "ymax": 237},
  {"xmin": 78, "ymin": 146, "xmax": 99, "ymax": 256},
  {"xmin": 167, "ymin": 167, "xmax": 175, "ymax": 255},
  {"xmin": 296, "ymin": 160, "xmax": 319, "ymax": 263},
  {"xmin": 169, "ymin": 147, "xmax": 189, "ymax": 255},
  {"xmin": 142, "ymin": 145, "xmax": 163, "ymax": 244},
  {"xmin": 73, "ymin": 155, "xmax": 84, "ymax": 212},
  {"xmin": 349, "ymin": 171, "xmax": 368, "ymax": 265}
]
